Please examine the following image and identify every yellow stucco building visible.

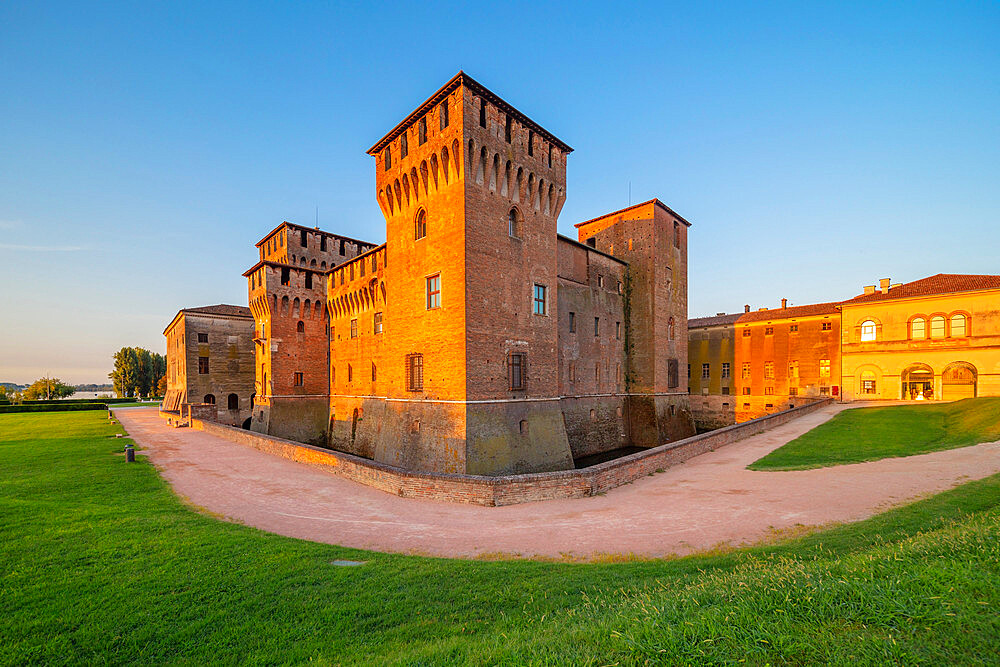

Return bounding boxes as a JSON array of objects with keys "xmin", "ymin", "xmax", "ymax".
[{"xmin": 839, "ymin": 274, "xmax": 1000, "ymax": 401}]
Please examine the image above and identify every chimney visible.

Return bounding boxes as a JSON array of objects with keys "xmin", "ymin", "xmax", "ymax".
[
  {"xmin": 879, "ymin": 278, "xmax": 891, "ymax": 292},
  {"xmin": 863, "ymin": 285, "xmax": 876, "ymax": 295},
  {"xmin": 744, "ymin": 304, "xmax": 750, "ymax": 313},
  {"xmin": 716, "ymin": 312, "xmax": 726, "ymax": 316},
  {"xmin": 781, "ymin": 298, "xmax": 788, "ymax": 309}
]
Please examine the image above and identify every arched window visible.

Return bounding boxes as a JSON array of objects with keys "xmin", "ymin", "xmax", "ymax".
[
  {"xmin": 203, "ymin": 394, "xmax": 216, "ymax": 405},
  {"xmin": 930, "ymin": 315, "xmax": 946, "ymax": 338},
  {"xmin": 860, "ymin": 320, "xmax": 877, "ymax": 342},
  {"xmin": 296, "ymin": 320, "xmax": 304, "ymax": 334},
  {"xmin": 950, "ymin": 313, "xmax": 967, "ymax": 337},
  {"xmin": 227, "ymin": 393, "xmax": 238, "ymax": 410},
  {"xmin": 910, "ymin": 317, "xmax": 926, "ymax": 339},
  {"xmin": 415, "ymin": 209, "xmax": 427, "ymax": 240},
  {"xmin": 508, "ymin": 208, "xmax": 520, "ymax": 238},
  {"xmin": 310, "ymin": 259, "xmax": 317, "ymax": 268}
]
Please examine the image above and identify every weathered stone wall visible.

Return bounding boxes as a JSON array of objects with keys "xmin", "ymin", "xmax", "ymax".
[
  {"xmin": 182, "ymin": 397, "xmax": 832, "ymax": 506},
  {"xmin": 690, "ymin": 394, "xmax": 737, "ymax": 431}
]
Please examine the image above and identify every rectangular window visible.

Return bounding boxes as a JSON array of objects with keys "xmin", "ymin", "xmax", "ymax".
[
  {"xmin": 594, "ymin": 317, "xmax": 600, "ymax": 337},
  {"xmin": 820, "ymin": 359, "xmax": 831, "ymax": 377},
  {"xmin": 765, "ymin": 327, "xmax": 774, "ymax": 335},
  {"xmin": 667, "ymin": 359, "xmax": 679, "ymax": 388},
  {"xmin": 383, "ymin": 146, "xmax": 391, "ymax": 170},
  {"xmin": 504, "ymin": 115, "xmax": 512, "ymax": 143},
  {"xmin": 568, "ymin": 361, "xmax": 576, "ymax": 382},
  {"xmin": 400, "ymin": 132, "xmax": 408, "ymax": 159},
  {"xmin": 742, "ymin": 362, "xmax": 751, "ymax": 379},
  {"xmin": 418, "ymin": 117, "xmax": 427, "ymax": 145},
  {"xmin": 321, "ymin": 236, "xmax": 327, "ymax": 251},
  {"xmin": 350, "ymin": 319, "xmax": 357, "ymax": 338},
  {"xmin": 305, "ymin": 272, "xmax": 313, "ymax": 289},
  {"xmin": 426, "ymin": 274, "xmax": 441, "ymax": 309},
  {"xmin": 789, "ymin": 387, "xmax": 798, "ymax": 396},
  {"xmin": 764, "ymin": 362, "xmax": 774, "ymax": 379},
  {"xmin": 348, "ymin": 364, "xmax": 352, "ymax": 382},
  {"xmin": 533, "ymin": 284, "xmax": 547, "ymax": 315},
  {"xmin": 820, "ymin": 386, "xmax": 831, "ymax": 395},
  {"xmin": 406, "ymin": 354, "xmax": 423, "ymax": 391},
  {"xmin": 548, "ymin": 145, "xmax": 553, "ymax": 168},
  {"xmin": 569, "ymin": 311, "xmax": 576, "ymax": 333},
  {"xmin": 789, "ymin": 361, "xmax": 799, "ymax": 378},
  {"xmin": 509, "ymin": 353, "xmax": 525, "ymax": 390},
  {"xmin": 527, "ymin": 130, "xmax": 534, "ymax": 156},
  {"xmin": 721, "ymin": 386, "xmax": 730, "ymax": 395},
  {"xmin": 764, "ymin": 387, "xmax": 774, "ymax": 395},
  {"xmin": 197, "ymin": 333, "xmax": 208, "ymax": 343},
  {"xmin": 688, "ymin": 364, "xmax": 691, "ymax": 379},
  {"xmin": 374, "ymin": 312, "xmax": 383, "ymax": 334},
  {"xmin": 615, "ymin": 321, "xmax": 621, "ymax": 340},
  {"xmin": 789, "ymin": 324, "xmax": 798, "ymax": 332},
  {"xmin": 300, "ymin": 230, "xmax": 307, "ymax": 247},
  {"xmin": 673, "ymin": 221, "xmax": 680, "ymax": 248},
  {"xmin": 294, "ymin": 372, "xmax": 303, "ymax": 387},
  {"xmin": 702, "ymin": 363, "xmax": 710, "ymax": 379},
  {"xmin": 597, "ymin": 274, "xmax": 604, "ymax": 288},
  {"xmin": 722, "ymin": 362, "xmax": 731, "ymax": 379},
  {"xmin": 439, "ymin": 100, "xmax": 448, "ymax": 129},
  {"xmin": 198, "ymin": 357, "xmax": 209, "ymax": 374},
  {"xmin": 281, "ymin": 267, "xmax": 290, "ymax": 286},
  {"xmin": 372, "ymin": 363, "xmax": 377, "ymax": 382},
  {"xmin": 479, "ymin": 100, "xmax": 486, "ymax": 128},
  {"xmin": 742, "ymin": 328, "xmax": 751, "ymax": 337},
  {"xmin": 743, "ymin": 387, "xmax": 751, "ymax": 395},
  {"xmin": 822, "ymin": 321, "xmax": 832, "ymax": 331}
]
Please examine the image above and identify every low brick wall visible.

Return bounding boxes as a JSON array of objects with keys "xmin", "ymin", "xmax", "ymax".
[{"xmin": 182, "ymin": 398, "xmax": 833, "ymax": 506}]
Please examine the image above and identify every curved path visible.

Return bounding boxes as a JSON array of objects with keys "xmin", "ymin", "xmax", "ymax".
[{"xmin": 113, "ymin": 406, "xmax": 1000, "ymax": 560}]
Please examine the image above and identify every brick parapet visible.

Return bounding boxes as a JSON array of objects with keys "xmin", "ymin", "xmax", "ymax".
[{"xmin": 178, "ymin": 397, "xmax": 833, "ymax": 506}]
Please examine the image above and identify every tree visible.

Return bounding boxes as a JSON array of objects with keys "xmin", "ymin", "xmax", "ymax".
[
  {"xmin": 23, "ymin": 377, "xmax": 75, "ymax": 400},
  {"xmin": 151, "ymin": 353, "xmax": 166, "ymax": 396},
  {"xmin": 156, "ymin": 375, "xmax": 167, "ymax": 396},
  {"xmin": 109, "ymin": 347, "xmax": 140, "ymax": 398}
]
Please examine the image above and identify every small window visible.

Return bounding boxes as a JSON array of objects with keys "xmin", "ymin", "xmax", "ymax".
[
  {"xmin": 347, "ymin": 365, "xmax": 352, "ymax": 382},
  {"xmin": 687, "ymin": 364, "xmax": 691, "ymax": 379},
  {"xmin": 594, "ymin": 317, "xmax": 600, "ymax": 337},
  {"xmin": 614, "ymin": 321, "xmax": 622, "ymax": 340},
  {"xmin": 702, "ymin": 363, "xmax": 710, "ymax": 379},
  {"xmin": 617, "ymin": 281, "xmax": 623, "ymax": 294},
  {"xmin": 300, "ymin": 230, "xmax": 307, "ymax": 248},
  {"xmin": 741, "ymin": 363, "xmax": 750, "ymax": 379},
  {"xmin": 721, "ymin": 387, "xmax": 730, "ymax": 395},
  {"xmin": 374, "ymin": 312, "xmax": 383, "ymax": 335},
  {"xmin": 504, "ymin": 115, "xmax": 512, "ymax": 143},
  {"xmin": 479, "ymin": 100, "xmax": 486, "ymax": 128},
  {"xmin": 721, "ymin": 362, "xmax": 730, "ymax": 379},
  {"xmin": 305, "ymin": 272, "xmax": 313, "ymax": 289},
  {"xmin": 742, "ymin": 328, "xmax": 751, "ymax": 337},
  {"xmin": 527, "ymin": 130, "xmax": 534, "ymax": 156},
  {"xmin": 668, "ymin": 317, "xmax": 675, "ymax": 340},
  {"xmin": 861, "ymin": 370, "xmax": 876, "ymax": 394},
  {"xmin": 339, "ymin": 239, "xmax": 345, "ymax": 256},
  {"xmin": 569, "ymin": 311, "xmax": 576, "ymax": 333},
  {"xmin": 860, "ymin": 320, "xmax": 877, "ymax": 341},
  {"xmin": 418, "ymin": 117, "xmax": 427, "ymax": 145},
  {"xmin": 350, "ymin": 319, "xmax": 358, "ymax": 338},
  {"xmin": 383, "ymin": 146, "xmax": 391, "ymax": 170},
  {"xmin": 789, "ymin": 361, "xmax": 799, "ymax": 378},
  {"xmin": 294, "ymin": 372, "xmax": 303, "ymax": 387},
  {"xmin": 426, "ymin": 274, "xmax": 441, "ymax": 309},
  {"xmin": 415, "ymin": 210, "xmax": 427, "ymax": 240},
  {"xmin": 820, "ymin": 386, "xmax": 830, "ymax": 395},
  {"xmin": 789, "ymin": 387, "xmax": 798, "ymax": 396},
  {"xmin": 820, "ymin": 359, "xmax": 831, "ymax": 377},
  {"xmin": 764, "ymin": 362, "xmax": 774, "ymax": 379},
  {"xmin": 597, "ymin": 274, "xmax": 604, "ymax": 288},
  {"xmin": 789, "ymin": 324, "xmax": 798, "ymax": 333},
  {"xmin": 296, "ymin": 321, "xmax": 305, "ymax": 334},
  {"xmin": 673, "ymin": 221, "xmax": 680, "ymax": 248},
  {"xmin": 667, "ymin": 359, "xmax": 679, "ymax": 388},
  {"xmin": 197, "ymin": 333, "xmax": 208, "ymax": 343},
  {"xmin": 911, "ymin": 317, "xmax": 926, "ymax": 339},
  {"xmin": 227, "ymin": 393, "xmax": 238, "ymax": 410},
  {"xmin": 765, "ymin": 327, "xmax": 774, "ymax": 335},
  {"xmin": 821, "ymin": 321, "xmax": 832, "ymax": 331},
  {"xmin": 586, "ymin": 237, "xmax": 596, "ymax": 248},
  {"xmin": 204, "ymin": 394, "xmax": 215, "ymax": 405},
  {"xmin": 950, "ymin": 313, "xmax": 967, "ymax": 337},
  {"xmin": 400, "ymin": 131, "xmax": 408, "ymax": 159},
  {"xmin": 547, "ymin": 145, "xmax": 553, "ymax": 168},
  {"xmin": 508, "ymin": 208, "xmax": 519, "ymax": 238},
  {"xmin": 742, "ymin": 387, "xmax": 750, "ymax": 395},
  {"xmin": 281, "ymin": 267, "xmax": 290, "ymax": 286},
  {"xmin": 198, "ymin": 357, "xmax": 209, "ymax": 375},
  {"xmin": 439, "ymin": 100, "xmax": 448, "ymax": 129},
  {"xmin": 321, "ymin": 236, "xmax": 327, "ymax": 252},
  {"xmin": 372, "ymin": 363, "xmax": 377, "ymax": 382},
  {"xmin": 930, "ymin": 315, "xmax": 946, "ymax": 338},
  {"xmin": 568, "ymin": 362, "xmax": 576, "ymax": 382},
  {"xmin": 406, "ymin": 353, "xmax": 424, "ymax": 391},
  {"xmin": 509, "ymin": 352, "xmax": 525, "ymax": 390},
  {"xmin": 764, "ymin": 388, "xmax": 773, "ymax": 396},
  {"xmin": 533, "ymin": 284, "xmax": 547, "ymax": 315}
]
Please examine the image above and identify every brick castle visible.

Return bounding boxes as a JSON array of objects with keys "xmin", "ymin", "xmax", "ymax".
[{"xmin": 240, "ymin": 72, "xmax": 695, "ymax": 475}]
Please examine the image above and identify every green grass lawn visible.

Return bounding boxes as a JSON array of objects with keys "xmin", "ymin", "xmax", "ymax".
[
  {"xmin": 749, "ymin": 397, "xmax": 1000, "ymax": 472},
  {"xmin": 2, "ymin": 412, "xmax": 1000, "ymax": 664}
]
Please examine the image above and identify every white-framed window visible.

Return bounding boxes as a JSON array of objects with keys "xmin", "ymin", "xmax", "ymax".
[
  {"xmin": 930, "ymin": 315, "xmax": 946, "ymax": 338},
  {"xmin": 721, "ymin": 362, "xmax": 730, "ymax": 379},
  {"xmin": 820, "ymin": 359, "xmax": 831, "ymax": 377},
  {"xmin": 910, "ymin": 317, "xmax": 926, "ymax": 339},
  {"xmin": 374, "ymin": 312, "xmax": 383, "ymax": 335},
  {"xmin": 701, "ymin": 363, "xmax": 710, "ymax": 379},
  {"xmin": 950, "ymin": 313, "xmax": 967, "ymax": 337},
  {"xmin": 860, "ymin": 320, "xmax": 877, "ymax": 341},
  {"xmin": 426, "ymin": 274, "xmax": 441, "ymax": 309}
]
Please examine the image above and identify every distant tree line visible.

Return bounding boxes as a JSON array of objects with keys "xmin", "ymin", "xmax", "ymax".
[
  {"xmin": 109, "ymin": 347, "xmax": 166, "ymax": 399},
  {"xmin": 0, "ymin": 377, "xmax": 75, "ymax": 403}
]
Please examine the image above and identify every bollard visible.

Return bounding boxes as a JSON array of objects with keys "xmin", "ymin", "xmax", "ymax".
[{"xmin": 124, "ymin": 443, "xmax": 135, "ymax": 463}]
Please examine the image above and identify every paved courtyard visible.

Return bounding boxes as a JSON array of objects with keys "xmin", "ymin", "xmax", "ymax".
[{"xmin": 113, "ymin": 406, "xmax": 1000, "ymax": 560}]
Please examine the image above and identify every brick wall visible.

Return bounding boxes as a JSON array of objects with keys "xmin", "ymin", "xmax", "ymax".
[{"xmin": 183, "ymin": 397, "xmax": 832, "ymax": 506}]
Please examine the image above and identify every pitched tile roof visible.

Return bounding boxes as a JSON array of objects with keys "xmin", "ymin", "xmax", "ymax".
[
  {"xmin": 688, "ymin": 313, "xmax": 744, "ymax": 328},
  {"xmin": 841, "ymin": 273, "xmax": 1000, "ymax": 305},
  {"xmin": 183, "ymin": 304, "xmax": 253, "ymax": 318},
  {"xmin": 736, "ymin": 302, "xmax": 841, "ymax": 324}
]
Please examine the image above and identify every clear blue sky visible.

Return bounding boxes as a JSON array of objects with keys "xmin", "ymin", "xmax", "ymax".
[{"xmin": 1, "ymin": 1, "xmax": 998, "ymax": 384}]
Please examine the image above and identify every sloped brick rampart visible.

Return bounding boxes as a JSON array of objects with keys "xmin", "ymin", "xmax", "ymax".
[{"xmin": 187, "ymin": 397, "xmax": 833, "ymax": 506}]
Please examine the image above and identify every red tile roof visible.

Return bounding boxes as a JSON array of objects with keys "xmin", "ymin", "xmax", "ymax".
[
  {"xmin": 841, "ymin": 274, "xmax": 1000, "ymax": 305},
  {"xmin": 688, "ymin": 313, "xmax": 744, "ymax": 328},
  {"xmin": 736, "ymin": 302, "xmax": 841, "ymax": 324}
]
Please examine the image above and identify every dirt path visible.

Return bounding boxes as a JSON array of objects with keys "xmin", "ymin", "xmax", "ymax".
[{"xmin": 113, "ymin": 406, "xmax": 1000, "ymax": 560}]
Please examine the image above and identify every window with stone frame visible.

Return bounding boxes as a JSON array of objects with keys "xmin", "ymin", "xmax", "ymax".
[
  {"xmin": 406, "ymin": 353, "xmax": 424, "ymax": 391},
  {"xmin": 374, "ymin": 312, "xmax": 383, "ymax": 335},
  {"xmin": 198, "ymin": 357, "xmax": 209, "ymax": 375},
  {"xmin": 508, "ymin": 352, "xmax": 526, "ymax": 390},
  {"xmin": 426, "ymin": 274, "xmax": 441, "ymax": 309}
]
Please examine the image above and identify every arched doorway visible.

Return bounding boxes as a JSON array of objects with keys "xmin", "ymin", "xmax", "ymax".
[
  {"xmin": 942, "ymin": 362, "xmax": 977, "ymax": 400},
  {"xmin": 901, "ymin": 363, "xmax": 934, "ymax": 400}
]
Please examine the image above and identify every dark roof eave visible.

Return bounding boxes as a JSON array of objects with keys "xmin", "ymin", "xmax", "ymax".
[
  {"xmin": 575, "ymin": 199, "xmax": 692, "ymax": 229},
  {"xmin": 255, "ymin": 221, "xmax": 379, "ymax": 249},
  {"xmin": 366, "ymin": 71, "xmax": 573, "ymax": 156},
  {"xmin": 556, "ymin": 234, "xmax": 628, "ymax": 265}
]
